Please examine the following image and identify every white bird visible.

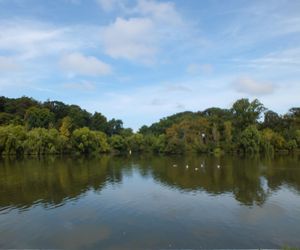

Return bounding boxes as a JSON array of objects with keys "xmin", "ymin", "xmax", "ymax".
[
  {"xmin": 200, "ymin": 164, "xmax": 204, "ymax": 168},
  {"xmin": 195, "ymin": 168, "xmax": 198, "ymax": 171},
  {"xmin": 217, "ymin": 165, "xmax": 221, "ymax": 169},
  {"xmin": 186, "ymin": 165, "xmax": 189, "ymax": 169},
  {"xmin": 173, "ymin": 164, "xmax": 177, "ymax": 167}
]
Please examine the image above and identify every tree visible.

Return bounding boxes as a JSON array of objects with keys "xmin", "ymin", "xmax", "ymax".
[
  {"xmin": 0, "ymin": 125, "xmax": 27, "ymax": 155},
  {"xmin": 91, "ymin": 112, "xmax": 107, "ymax": 132},
  {"xmin": 68, "ymin": 105, "xmax": 91, "ymax": 129},
  {"xmin": 24, "ymin": 128, "xmax": 63, "ymax": 155},
  {"xmin": 110, "ymin": 135, "xmax": 128, "ymax": 152},
  {"xmin": 0, "ymin": 112, "xmax": 14, "ymax": 125},
  {"xmin": 263, "ymin": 110, "xmax": 282, "ymax": 131},
  {"xmin": 126, "ymin": 133, "xmax": 145, "ymax": 152},
  {"xmin": 165, "ymin": 117, "xmax": 210, "ymax": 153},
  {"xmin": 106, "ymin": 119, "xmax": 123, "ymax": 136},
  {"xmin": 231, "ymin": 98, "xmax": 265, "ymax": 131},
  {"xmin": 59, "ymin": 116, "xmax": 73, "ymax": 138},
  {"xmin": 239, "ymin": 125, "xmax": 261, "ymax": 154},
  {"xmin": 24, "ymin": 107, "xmax": 55, "ymax": 129},
  {"xmin": 211, "ymin": 123, "xmax": 220, "ymax": 146},
  {"xmin": 72, "ymin": 127, "xmax": 109, "ymax": 154},
  {"xmin": 223, "ymin": 121, "xmax": 233, "ymax": 151}
]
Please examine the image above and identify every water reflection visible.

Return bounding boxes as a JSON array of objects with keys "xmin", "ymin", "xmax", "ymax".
[{"xmin": 0, "ymin": 155, "xmax": 299, "ymax": 210}]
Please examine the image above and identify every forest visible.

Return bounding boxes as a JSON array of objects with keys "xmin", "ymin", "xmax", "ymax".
[{"xmin": 0, "ymin": 96, "xmax": 299, "ymax": 156}]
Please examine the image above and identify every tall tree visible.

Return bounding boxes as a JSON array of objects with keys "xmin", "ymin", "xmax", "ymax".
[
  {"xmin": 91, "ymin": 112, "xmax": 107, "ymax": 132},
  {"xmin": 231, "ymin": 98, "xmax": 265, "ymax": 131}
]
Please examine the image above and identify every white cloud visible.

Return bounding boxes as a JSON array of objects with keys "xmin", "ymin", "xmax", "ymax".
[
  {"xmin": 0, "ymin": 20, "xmax": 100, "ymax": 60},
  {"xmin": 96, "ymin": 0, "xmax": 125, "ymax": 12},
  {"xmin": 187, "ymin": 63, "xmax": 213, "ymax": 75},
  {"xmin": 60, "ymin": 52, "xmax": 112, "ymax": 76},
  {"xmin": 0, "ymin": 56, "xmax": 21, "ymax": 72},
  {"xmin": 164, "ymin": 84, "xmax": 192, "ymax": 93},
  {"xmin": 100, "ymin": 0, "xmax": 189, "ymax": 64},
  {"xmin": 65, "ymin": 0, "xmax": 81, "ymax": 4},
  {"xmin": 0, "ymin": 20, "xmax": 72, "ymax": 59},
  {"xmin": 133, "ymin": 0, "xmax": 182, "ymax": 26},
  {"xmin": 63, "ymin": 80, "xmax": 96, "ymax": 91},
  {"xmin": 233, "ymin": 76, "xmax": 276, "ymax": 95},
  {"xmin": 102, "ymin": 17, "xmax": 157, "ymax": 63}
]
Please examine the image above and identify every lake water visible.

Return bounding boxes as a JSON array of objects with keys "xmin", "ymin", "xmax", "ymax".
[{"xmin": 0, "ymin": 155, "xmax": 300, "ymax": 249}]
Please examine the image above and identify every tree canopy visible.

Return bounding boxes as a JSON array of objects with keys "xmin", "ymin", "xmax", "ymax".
[{"xmin": 0, "ymin": 96, "xmax": 299, "ymax": 156}]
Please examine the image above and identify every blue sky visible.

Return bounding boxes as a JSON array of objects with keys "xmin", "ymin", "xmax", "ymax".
[{"xmin": 0, "ymin": 0, "xmax": 299, "ymax": 130}]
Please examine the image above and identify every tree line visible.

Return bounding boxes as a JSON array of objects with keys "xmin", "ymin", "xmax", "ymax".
[{"xmin": 0, "ymin": 96, "xmax": 299, "ymax": 156}]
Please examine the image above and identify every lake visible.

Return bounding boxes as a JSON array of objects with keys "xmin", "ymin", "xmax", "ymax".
[{"xmin": 0, "ymin": 155, "xmax": 300, "ymax": 249}]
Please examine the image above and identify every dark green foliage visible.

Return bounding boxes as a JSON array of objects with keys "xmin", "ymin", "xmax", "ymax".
[
  {"xmin": 110, "ymin": 135, "xmax": 128, "ymax": 152},
  {"xmin": 105, "ymin": 119, "xmax": 123, "ymax": 136},
  {"xmin": 91, "ymin": 112, "xmax": 107, "ymax": 132},
  {"xmin": 25, "ymin": 107, "xmax": 55, "ymax": 129}
]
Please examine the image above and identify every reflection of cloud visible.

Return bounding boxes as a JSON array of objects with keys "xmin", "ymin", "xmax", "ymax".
[
  {"xmin": 233, "ymin": 76, "xmax": 276, "ymax": 95},
  {"xmin": 56, "ymin": 224, "xmax": 111, "ymax": 248},
  {"xmin": 238, "ymin": 203, "xmax": 285, "ymax": 224}
]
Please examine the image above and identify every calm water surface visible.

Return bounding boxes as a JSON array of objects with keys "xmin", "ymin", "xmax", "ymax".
[{"xmin": 0, "ymin": 155, "xmax": 300, "ymax": 249}]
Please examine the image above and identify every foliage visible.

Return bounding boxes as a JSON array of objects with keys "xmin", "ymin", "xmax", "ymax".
[
  {"xmin": 239, "ymin": 125, "xmax": 261, "ymax": 154},
  {"xmin": 0, "ymin": 125, "xmax": 27, "ymax": 155},
  {"xmin": 60, "ymin": 116, "xmax": 73, "ymax": 138},
  {"xmin": 231, "ymin": 98, "xmax": 265, "ymax": 131},
  {"xmin": 25, "ymin": 107, "xmax": 55, "ymax": 129},
  {"xmin": 109, "ymin": 135, "xmax": 128, "ymax": 152},
  {"xmin": 24, "ymin": 128, "xmax": 64, "ymax": 155},
  {"xmin": 0, "ymin": 96, "xmax": 299, "ymax": 155},
  {"xmin": 72, "ymin": 127, "xmax": 109, "ymax": 154}
]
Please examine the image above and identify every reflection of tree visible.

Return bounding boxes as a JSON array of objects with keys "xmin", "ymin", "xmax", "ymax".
[
  {"xmin": 0, "ymin": 155, "xmax": 299, "ymax": 209},
  {"xmin": 263, "ymin": 155, "xmax": 300, "ymax": 193},
  {"xmin": 130, "ymin": 155, "xmax": 299, "ymax": 206},
  {"xmin": 0, "ymin": 156, "xmax": 123, "ymax": 209}
]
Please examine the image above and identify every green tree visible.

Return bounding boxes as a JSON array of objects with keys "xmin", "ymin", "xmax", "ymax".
[
  {"xmin": 91, "ymin": 112, "xmax": 107, "ymax": 132},
  {"xmin": 68, "ymin": 105, "xmax": 91, "ymax": 129},
  {"xmin": 239, "ymin": 125, "xmax": 261, "ymax": 154},
  {"xmin": 24, "ymin": 128, "xmax": 63, "ymax": 155},
  {"xmin": 126, "ymin": 133, "xmax": 145, "ymax": 152},
  {"xmin": 72, "ymin": 127, "xmax": 109, "ymax": 154},
  {"xmin": 0, "ymin": 125, "xmax": 27, "ymax": 155},
  {"xmin": 24, "ymin": 107, "xmax": 55, "ymax": 129},
  {"xmin": 231, "ymin": 98, "xmax": 265, "ymax": 131},
  {"xmin": 224, "ymin": 121, "xmax": 232, "ymax": 143},
  {"xmin": 110, "ymin": 135, "xmax": 128, "ymax": 152},
  {"xmin": 106, "ymin": 119, "xmax": 123, "ymax": 136},
  {"xmin": 263, "ymin": 110, "xmax": 282, "ymax": 131}
]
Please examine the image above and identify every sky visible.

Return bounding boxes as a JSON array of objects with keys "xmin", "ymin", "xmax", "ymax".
[{"xmin": 0, "ymin": 0, "xmax": 299, "ymax": 130}]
